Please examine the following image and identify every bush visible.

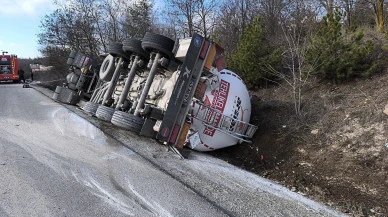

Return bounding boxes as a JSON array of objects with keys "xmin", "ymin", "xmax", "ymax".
[
  {"xmin": 307, "ymin": 10, "xmax": 384, "ymax": 83},
  {"xmin": 228, "ymin": 17, "xmax": 282, "ymax": 89}
]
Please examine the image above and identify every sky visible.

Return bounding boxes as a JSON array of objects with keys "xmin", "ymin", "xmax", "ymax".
[{"xmin": 0, "ymin": 0, "xmax": 57, "ymax": 59}]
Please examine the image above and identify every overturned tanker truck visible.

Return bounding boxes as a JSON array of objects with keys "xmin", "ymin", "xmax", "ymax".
[{"xmin": 55, "ymin": 32, "xmax": 257, "ymax": 152}]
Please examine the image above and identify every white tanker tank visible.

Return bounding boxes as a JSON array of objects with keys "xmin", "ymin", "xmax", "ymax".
[{"xmin": 187, "ymin": 69, "xmax": 256, "ymax": 151}]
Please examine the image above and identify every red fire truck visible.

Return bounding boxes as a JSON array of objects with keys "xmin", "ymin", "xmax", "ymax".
[{"xmin": 0, "ymin": 51, "xmax": 19, "ymax": 82}]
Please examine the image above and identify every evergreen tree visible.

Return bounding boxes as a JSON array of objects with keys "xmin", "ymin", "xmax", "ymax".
[
  {"xmin": 307, "ymin": 10, "xmax": 382, "ymax": 83},
  {"xmin": 228, "ymin": 17, "xmax": 281, "ymax": 89}
]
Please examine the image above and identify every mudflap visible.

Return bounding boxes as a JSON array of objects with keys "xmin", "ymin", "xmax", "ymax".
[
  {"xmin": 139, "ymin": 119, "xmax": 157, "ymax": 138},
  {"xmin": 174, "ymin": 122, "xmax": 192, "ymax": 159},
  {"xmin": 178, "ymin": 148, "xmax": 192, "ymax": 159}
]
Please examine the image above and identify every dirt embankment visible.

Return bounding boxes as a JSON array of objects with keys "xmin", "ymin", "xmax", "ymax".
[{"xmin": 211, "ymin": 73, "xmax": 388, "ymax": 216}]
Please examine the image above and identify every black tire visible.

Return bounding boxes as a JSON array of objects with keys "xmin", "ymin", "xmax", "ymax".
[
  {"xmin": 108, "ymin": 42, "xmax": 131, "ymax": 61},
  {"xmin": 53, "ymin": 92, "xmax": 59, "ymax": 101},
  {"xmin": 96, "ymin": 105, "xmax": 116, "ymax": 122},
  {"xmin": 141, "ymin": 32, "xmax": 175, "ymax": 59},
  {"xmin": 111, "ymin": 111, "xmax": 145, "ymax": 134},
  {"xmin": 53, "ymin": 86, "xmax": 61, "ymax": 101},
  {"xmin": 66, "ymin": 72, "xmax": 79, "ymax": 84},
  {"xmin": 122, "ymin": 38, "xmax": 150, "ymax": 60},
  {"xmin": 99, "ymin": 55, "xmax": 115, "ymax": 82},
  {"xmin": 83, "ymin": 102, "xmax": 99, "ymax": 115}
]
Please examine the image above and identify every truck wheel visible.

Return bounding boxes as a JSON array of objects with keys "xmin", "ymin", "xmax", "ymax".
[
  {"xmin": 53, "ymin": 86, "xmax": 61, "ymax": 101},
  {"xmin": 141, "ymin": 32, "xmax": 175, "ymax": 59},
  {"xmin": 122, "ymin": 39, "xmax": 149, "ymax": 60},
  {"xmin": 96, "ymin": 105, "xmax": 116, "ymax": 122},
  {"xmin": 99, "ymin": 55, "xmax": 115, "ymax": 82},
  {"xmin": 83, "ymin": 102, "xmax": 99, "ymax": 116},
  {"xmin": 67, "ymin": 51, "xmax": 77, "ymax": 65},
  {"xmin": 108, "ymin": 42, "xmax": 131, "ymax": 61},
  {"xmin": 111, "ymin": 111, "xmax": 145, "ymax": 134}
]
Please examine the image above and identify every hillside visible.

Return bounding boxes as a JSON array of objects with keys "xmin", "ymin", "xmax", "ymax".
[{"xmin": 211, "ymin": 72, "xmax": 388, "ymax": 216}]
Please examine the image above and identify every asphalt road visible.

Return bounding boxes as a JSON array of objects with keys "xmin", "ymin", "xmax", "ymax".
[{"xmin": 0, "ymin": 83, "xmax": 347, "ymax": 217}]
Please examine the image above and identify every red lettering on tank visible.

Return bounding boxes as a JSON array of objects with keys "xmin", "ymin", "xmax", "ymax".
[
  {"xmin": 203, "ymin": 126, "xmax": 214, "ymax": 136},
  {"xmin": 203, "ymin": 79, "xmax": 230, "ymax": 137},
  {"xmin": 215, "ymin": 96, "xmax": 225, "ymax": 110},
  {"xmin": 219, "ymin": 82, "xmax": 228, "ymax": 96}
]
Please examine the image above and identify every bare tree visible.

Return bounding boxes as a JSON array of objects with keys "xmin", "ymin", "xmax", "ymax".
[
  {"xmin": 342, "ymin": 0, "xmax": 356, "ymax": 26},
  {"xmin": 214, "ymin": 0, "xmax": 259, "ymax": 55},
  {"xmin": 319, "ymin": 0, "xmax": 335, "ymax": 14},
  {"xmin": 192, "ymin": 0, "xmax": 219, "ymax": 38},
  {"xmin": 163, "ymin": 0, "xmax": 221, "ymax": 38},
  {"xmin": 352, "ymin": 0, "xmax": 375, "ymax": 27},
  {"xmin": 38, "ymin": 0, "xmax": 132, "ymax": 67},
  {"xmin": 259, "ymin": 0, "xmax": 290, "ymax": 45},
  {"xmin": 151, "ymin": 9, "xmax": 179, "ymax": 39},
  {"xmin": 164, "ymin": 0, "xmax": 196, "ymax": 37},
  {"xmin": 123, "ymin": 0, "xmax": 153, "ymax": 39},
  {"xmin": 98, "ymin": 0, "xmax": 130, "ymax": 43},
  {"xmin": 266, "ymin": 25, "xmax": 317, "ymax": 117},
  {"xmin": 281, "ymin": 0, "xmax": 320, "ymax": 41},
  {"xmin": 39, "ymin": 0, "xmax": 155, "ymax": 62},
  {"xmin": 367, "ymin": 0, "xmax": 385, "ymax": 32},
  {"xmin": 264, "ymin": 0, "xmax": 321, "ymax": 117}
]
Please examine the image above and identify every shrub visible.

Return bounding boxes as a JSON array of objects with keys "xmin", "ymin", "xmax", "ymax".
[
  {"xmin": 307, "ymin": 10, "xmax": 384, "ymax": 83},
  {"xmin": 228, "ymin": 17, "xmax": 282, "ymax": 89}
]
